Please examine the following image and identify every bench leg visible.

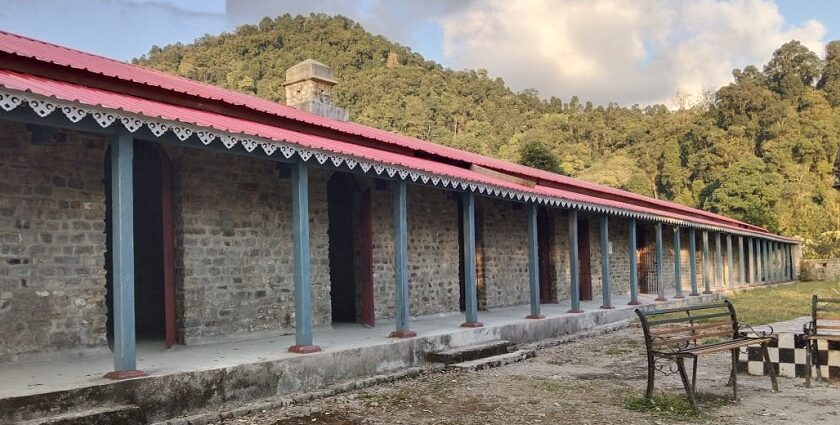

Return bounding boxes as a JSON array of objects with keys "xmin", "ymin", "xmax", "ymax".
[
  {"xmin": 676, "ymin": 357, "xmax": 697, "ymax": 410},
  {"xmin": 761, "ymin": 343, "xmax": 778, "ymax": 392},
  {"xmin": 645, "ymin": 354, "xmax": 656, "ymax": 399},
  {"xmin": 813, "ymin": 339, "xmax": 823, "ymax": 382},
  {"xmin": 730, "ymin": 348, "xmax": 738, "ymax": 400},
  {"xmin": 691, "ymin": 357, "xmax": 698, "ymax": 395},
  {"xmin": 805, "ymin": 338, "xmax": 812, "ymax": 388}
]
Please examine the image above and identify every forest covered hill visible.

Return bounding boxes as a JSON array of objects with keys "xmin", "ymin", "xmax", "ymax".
[{"xmin": 135, "ymin": 14, "xmax": 840, "ymax": 254}]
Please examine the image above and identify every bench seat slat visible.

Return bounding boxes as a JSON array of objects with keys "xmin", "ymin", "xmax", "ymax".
[
  {"xmin": 652, "ymin": 329, "xmax": 735, "ymax": 348},
  {"xmin": 807, "ymin": 334, "xmax": 840, "ymax": 341},
  {"xmin": 655, "ymin": 337, "xmax": 772, "ymax": 356},
  {"xmin": 816, "ymin": 325, "xmax": 840, "ymax": 330},
  {"xmin": 646, "ymin": 311, "xmax": 731, "ymax": 326},
  {"xmin": 649, "ymin": 321, "xmax": 733, "ymax": 336},
  {"xmin": 815, "ymin": 315, "xmax": 840, "ymax": 321},
  {"xmin": 640, "ymin": 303, "xmax": 729, "ymax": 316}
]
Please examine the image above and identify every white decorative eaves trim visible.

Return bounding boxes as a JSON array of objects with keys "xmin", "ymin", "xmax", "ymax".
[{"xmin": 0, "ymin": 89, "xmax": 795, "ymax": 244}]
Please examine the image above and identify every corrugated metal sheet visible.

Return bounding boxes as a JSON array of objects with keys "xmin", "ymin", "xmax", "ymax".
[{"xmin": 0, "ymin": 30, "xmax": 785, "ymax": 238}]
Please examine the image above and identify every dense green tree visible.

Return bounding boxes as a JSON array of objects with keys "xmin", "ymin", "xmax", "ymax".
[
  {"xmin": 519, "ymin": 140, "xmax": 561, "ymax": 173},
  {"xmin": 763, "ymin": 40, "xmax": 823, "ymax": 98},
  {"xmin": 135, "ymin": 14, "xmax": 840, "ymax": 249},
  {"xmin": 818, "ymin": 41, "xmax": 840, "ymax": 107}
]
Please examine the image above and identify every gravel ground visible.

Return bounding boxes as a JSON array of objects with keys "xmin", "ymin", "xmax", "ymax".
[{"xmin": 219, "ymin": 329, "xmax": 840, "ymax": 424}]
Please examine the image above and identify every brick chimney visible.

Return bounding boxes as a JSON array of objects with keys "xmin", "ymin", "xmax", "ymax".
[{"xmin": 283, "ymin": 59, "xmax": 349, "ymax": 122}]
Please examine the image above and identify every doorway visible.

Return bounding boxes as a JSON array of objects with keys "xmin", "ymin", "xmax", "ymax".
[
  {"xmin": 637, "ymin": 224, "xmax": 655, "ymax": 294},
  {"xmin": 327, "ymin": 173, "xmax": 373, "ymax": 325},
  {"xmin": 537, "ymin": 207, "xmax": 556, "ymax": 303},
  {"xmin": 104, "ymin": 140, "xmax": 175, "ymax": 347},
  {"xmin": 578, "ymin": 218, "xmax": 593, "ymax": 301}
]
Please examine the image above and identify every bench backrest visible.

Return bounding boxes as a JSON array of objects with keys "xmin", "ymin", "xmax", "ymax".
[
  {"xmin": 811, "ymin": 295, "xmax": 840, "ymax": 334},
  {"xmin": 635, "ymin": 301, "xmax": 739, "ymax": 353}
]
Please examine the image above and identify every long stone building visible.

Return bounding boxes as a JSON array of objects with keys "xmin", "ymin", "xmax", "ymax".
[{"xmin": 0, "ymin": 31, "xmax": 799, "ymax": 377}]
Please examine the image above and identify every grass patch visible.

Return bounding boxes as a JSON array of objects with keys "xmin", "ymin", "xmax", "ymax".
[
  {"xmin": 526, "ymin": 377, "xmax": 568, "ymax": 393},
  {"xmin": 626, "ymin": 391, "xmax": 730, "ymax": 421},
  {"xmin": 728, "ymin": 280, "xmax": 840, "ymax": 325}
]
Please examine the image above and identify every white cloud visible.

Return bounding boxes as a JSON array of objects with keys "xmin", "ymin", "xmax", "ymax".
[{"xmin": 438, "ymin": 0, "xmax": 826, "ymax": 106}]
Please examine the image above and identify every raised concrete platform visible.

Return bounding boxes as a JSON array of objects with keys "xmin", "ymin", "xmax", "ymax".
[{"xmin": 0, "ymin": 293, "xmax": 722, "ymax": 424}]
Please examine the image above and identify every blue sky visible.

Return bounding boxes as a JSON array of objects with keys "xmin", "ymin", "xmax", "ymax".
[{"xmin": 0, "ymin": 0, "xmax": 835, "ymax": 106}]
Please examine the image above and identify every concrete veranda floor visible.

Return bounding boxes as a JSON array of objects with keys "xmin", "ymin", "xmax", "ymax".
[{"xmin": 0, "ymin": 292, "xmax": 706, "ymax": 400}]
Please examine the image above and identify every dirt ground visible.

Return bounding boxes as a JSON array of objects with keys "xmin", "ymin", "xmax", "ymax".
[{"xmin": 220, "ymin": 329, "xmax": 840, "ymax": 424}]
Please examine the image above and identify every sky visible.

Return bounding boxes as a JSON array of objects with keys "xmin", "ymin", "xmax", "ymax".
[{"xmin": 0, "ymin": 0, "xmax": 837, "ymax": 107}]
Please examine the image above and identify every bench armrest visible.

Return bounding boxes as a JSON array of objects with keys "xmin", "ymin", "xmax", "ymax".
[
  {"xmin": 803, "ymin": 321, "xmax": 816, "ymax": 335},
  {"xmin": 738, "ymin": 323, "xmax": 774, "ymax": 338}
]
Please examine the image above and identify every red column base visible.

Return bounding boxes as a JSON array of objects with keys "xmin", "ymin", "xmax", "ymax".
[
  {"xmin": 567, "ymin": 308, "xmax": 584, "ymax": 313},
  {"xmin": 627, "ymin": 300, "xmax": 642, "ymax": 306},
  {"xmin": 288, "ymin": 344, "xmax": 322, "ymax": 354},
  {"xmin": 689, "ymin": 292, "xmax": 700, "ymax": 296},
  {"xmin": 673, "ymin": 295, "xmax": 685, "ymax": 299},
  {"xmin": 103, "ymin": 370, "xmax": 146, "ymax": 380},
  {"xmin": 526, "ymin": 314, "xmax": 545, "ymax": 319},
  {"xmin": 702, "ymin": 290, "xmax": 714, "ymax": 294},
  {"xmin": 388, "ymin": 330, "xmax": 417, "ymax": 338},
  {"xmin": 655, "ymin": 296, "xmax": 668, "ymax": 301},
  {"xmin": 600, "ymin": 305, "xmax": 615, "ymax": 309},
  {"xmin": 461, "ymin": 321, "xmax": 484, "ymax": 328}
]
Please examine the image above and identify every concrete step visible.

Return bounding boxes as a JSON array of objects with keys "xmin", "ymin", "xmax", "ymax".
[
  {"xmin": 12, "ymin": 405, "xmax": 143, "ymax": 425},
  {"xmin": 447, "ymin": 349, "xmax": 536, "ymax": 371},
  {"xmin": 426, "ymin": 340, "xmax": 513, "ymax": 364}
]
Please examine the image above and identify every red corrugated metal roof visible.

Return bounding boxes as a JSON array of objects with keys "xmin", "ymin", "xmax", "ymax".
[
  {"xmin": 0, "ymin": 69, "xmax": 794, "ymax": 241},
  {"xmin": 0, "ymin": 30, "xmax": 788, "ymax": 239}
]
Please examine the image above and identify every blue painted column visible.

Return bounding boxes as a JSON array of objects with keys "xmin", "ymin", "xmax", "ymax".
[
  {"xmin": 727, "ymin": 235, "xmax": 734, "ymax": 290},
  {"xmin": 738, "ymin": 236, "xmax": 745, "ymax": 286},
  {"xmin": 390, "ymin": 180, "xmax": 417, "ymax": 337},
  {"xmin": 599, "ymin": 215, "xmax": 613, "ymax": 309},
  {"xmin": 673, "ymin": 226, "xmax": 684, "ymax": 298},
  {"xmin": 787, "ymin": 244, "xmax": 794, "ymax": 280},
  {"xmin": 527, "ymin": 203, "xmax": 544, "ymax": 319},
  {"xmin": 757, "ymin": 239, "xmax": 765, "ymax": 284},
  {"xmin": 715, "ymin": 232, "xmax": 723, "ymax": 290},
  {"xmin": 289, "ymin": 161, "xmax": 321, "ymax": 353},
  {"xmin": 702, "ymin": 230, "xmax": 712, "ymax": 294},
  {"xmin": 775, "ymin": 242, "xmax": 781, "ymax": 281},
  {"xmin": 788, "ymin": 244, "xmax": 794, "ymax": 280},
  {"xmin": 461, "ymin": 191, "xmax": 483, "ymax": 328},
  {"xmin": 764, "ymin": 240, "xmax": 770, "ymax": 283},
  {"xmin": 655, "ymin": 223, "xmax": 667, "ymax": 301},
  {"xmin": 105, "ymin": 130, "xmax": 144, "ymax": 379},
  {"xmin": 628, "ymin": 218, "xmax": 640, "ymax": 305},
  {"xmin": 688, "ymin": 228, "xmax": 699, "ymax": 296},
  {"xmin": 749, "ymin": 238, "xmax": 756, "ymax": 285},
  {"xmin": 568, "ymin": 210, "xmax": 583, "ymax": 313}
]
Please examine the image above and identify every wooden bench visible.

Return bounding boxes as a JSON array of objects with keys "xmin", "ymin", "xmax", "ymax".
[
  {"xmin": 636, "ymin": 300, "xmax": 778, "ymax": 409},
  {"xmin": 804, "ymin": 295, "xmax": 840, "ymax": 387}
]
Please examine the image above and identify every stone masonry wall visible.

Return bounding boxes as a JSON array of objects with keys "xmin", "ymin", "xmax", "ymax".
[
  {"xmin": 0, "ymin": 121, "xmax": 108, "ymax": 361},
  {"xmin": 801, "ymin": 258, "xmax": 840, "ymax": 281},
  {"xmin": 169, "ymin": 147, "xmax": 331, "ymax": 343},
  {"xmin": 371, "ymin": 184, "xmax": 460, "ymax": 319},
  {"xmin": 479, "ymin": 198, "xmax": 529, "ymax": 308}
]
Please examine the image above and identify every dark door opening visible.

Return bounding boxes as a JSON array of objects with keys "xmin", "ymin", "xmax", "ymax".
[
  {"xmin": 328, "ymin": 173, "xmax": 373, "ymax": 324},
  {"xmin": 578, "ymin": 218, "xmax": 593, "ymax": 301},
  {"xmin": 105, "ymin": 140, "xmax": 172, "ymax": 345},
  {"xmin": 637, "ymin": 224, "xmax": 655, "ymax": 294},
  {"xmin": 537, "ymin": 207, "xmax": 555, "ymax": 303}
]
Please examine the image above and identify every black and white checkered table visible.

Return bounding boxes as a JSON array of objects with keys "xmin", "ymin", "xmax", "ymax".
[{"xmin": 740, "ymin": 317, "xmax": 840, "ymax": 380}]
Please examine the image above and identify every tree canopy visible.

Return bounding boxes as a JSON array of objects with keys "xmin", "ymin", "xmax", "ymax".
[{"xmin": 136, "ymin": 14, "xmax": 840, "ymax": 247}]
